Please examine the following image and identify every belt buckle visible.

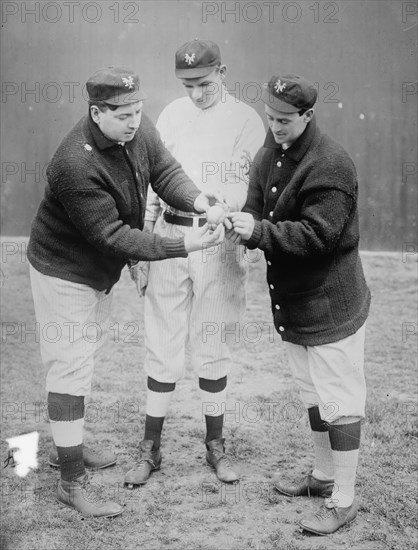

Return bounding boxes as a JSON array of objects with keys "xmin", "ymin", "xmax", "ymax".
[{"xmin": 192, "ymin": 216, "xmax": 202, "ymax": 228}]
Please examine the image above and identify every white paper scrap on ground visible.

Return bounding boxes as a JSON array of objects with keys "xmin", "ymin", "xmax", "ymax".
[{"xmin": 6, "ymin": 432, "xmax": 39, "ymax": 477}]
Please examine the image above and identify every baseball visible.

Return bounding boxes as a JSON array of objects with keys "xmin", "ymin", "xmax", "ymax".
[{"xmin": 206, "ymin": 205, "xmax": 226, "ymax": 227}]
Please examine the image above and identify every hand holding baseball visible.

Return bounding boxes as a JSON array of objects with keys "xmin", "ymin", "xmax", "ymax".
[
  {"xmin": 225, "ymin": 227, "xmax": 243, "ymax": 244},
  {"xmin": 184, "ymin": 223, "xmax": 225, "ymax": 253},
  {"xmin": 229, "ymin": 212, "xmax": 255, "ymax": 241},
  {"xmin": 206, "ymin": 204, "xmax": 227, "ymax": 229},
  {"xmin": 194, "ymin": 191, "xmax": 226, "ymax": 213}
]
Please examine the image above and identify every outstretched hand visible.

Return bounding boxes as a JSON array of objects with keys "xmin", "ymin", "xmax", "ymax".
[
  {"xmin": 184, "ymin": 223, "xmax": 225, "ymax": 253},
  {"xmin": 225, "ymin": 227, "xmax": 242, "ymax": 244},
  {"xmin": 194, "ymin": 190, "xmax": 227, "ymax": 213},
  {"xmin": 229, "ymin": 212, "xmax": 255, "ymax": 241}
]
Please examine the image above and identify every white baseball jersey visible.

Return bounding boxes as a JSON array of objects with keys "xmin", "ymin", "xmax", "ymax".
[
  {"xmin": 144, "ymin": 90, "xmax": 265, "ymax": 382},
  {"xmin": 146, "ymin": 91, "xmax": 266, "ymax": 220}
]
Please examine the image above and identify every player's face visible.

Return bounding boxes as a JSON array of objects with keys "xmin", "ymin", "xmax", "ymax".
[
  {"xmin": 181, "ymin": 67, "xmax": 225, "ymax": 110},
  {"xmin": 264, "ymin": 104, "xmax": 313, "ymax": 148},
  {"xmin": 91, "ymin": 101, "xmax": 143, "ymax": 143}
]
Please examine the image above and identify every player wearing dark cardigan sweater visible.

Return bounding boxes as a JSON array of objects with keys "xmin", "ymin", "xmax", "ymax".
[
  {"xmin": 27, "ymin": 66, "xmax": 224, "ymax": 518},
  {"xmin": 28, "ymin": 99, "xmax": 210, "ymax": 291},
  {"xmin": 243, "ymin": 111, "xmax": 370, "ymax": 346},
  {"xmin": 230, "ymin": 74, "xmax": 371, "ymax": 536}
]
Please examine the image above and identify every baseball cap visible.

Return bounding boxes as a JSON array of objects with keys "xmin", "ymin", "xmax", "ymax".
[
  {"xmin": 175, "ymin": 39, "xmax": 221, "ymax": 78},
  {"xmin": 261, "ymin": 74, "xmax": 317, "ymax": 113},
  {"xmin": 86, "ymin": 66, "xmax": 147, "ymax": 106}
]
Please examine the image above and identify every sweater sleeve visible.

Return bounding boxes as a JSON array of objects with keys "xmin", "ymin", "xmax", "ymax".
[
  {"xmin": 245, "ymin": 156, "xmax": 357, "ymax": 257},
  {"xmin": 246, "ymin": 189, "xmax": 354, "ymax": 257},
  {"xmin": 54, "ymin": 164, "xmax": 187, "ymax": 261}
]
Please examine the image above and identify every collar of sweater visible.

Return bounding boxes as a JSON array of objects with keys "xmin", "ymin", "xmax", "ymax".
[
  {"xmin": 85, "ymin": 114, "xmax": 125, "ymax": 151},
  {"xmin": 263, "ymin": 116, "xmax": 318, "ymax": 162}
]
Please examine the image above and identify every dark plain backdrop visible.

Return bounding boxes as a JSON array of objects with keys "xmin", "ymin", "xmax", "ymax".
[{"xmin": 1, "ymin": 0, "xmax": 417, "ymax": 250}]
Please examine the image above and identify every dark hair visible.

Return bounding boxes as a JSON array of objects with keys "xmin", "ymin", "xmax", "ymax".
[
  {"xmin": 298, "ymin": 108, "xmax": 314, "ymax": 116},
  {"xmin": 88, "ymin": 100, "xmax": 119, "ymax": 112}
]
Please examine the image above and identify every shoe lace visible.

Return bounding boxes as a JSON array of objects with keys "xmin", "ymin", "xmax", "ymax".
[
  {"xmin": 77, "ymin": 475, "xmax": 106, "ymax": 504},
  {"xmin": 315, "ymin": 505, "xmax": 336, "ymax": 521},
  {"xmin": 135, "ymin": 450, "xmax": 157, "ymax": 469},
  {"xmin": 70, "ymin": 474, "xmax": 89, "ymax": 489},
  {"xmin": 138, "ymin": 457, "xmax": 155, "ymax": 468},
  {"xmin": 64, "ymin": 475, "xmax": 90, "ymax": 498},
  {"xmin": 212, "ymin": 448, "xmax": 233, "ymax": 467},
  {"xmin": 81, "ymin": 477, "xmax": 89, "ymax": 489}
]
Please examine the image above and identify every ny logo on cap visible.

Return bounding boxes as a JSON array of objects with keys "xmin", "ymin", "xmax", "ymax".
[
  {"xmin": 184, "ymin": 53, "xmax": 196, "ymax": 65},
  {"xmin": 274, "ymin": 79, "xmax": 287, "ymax": 94},
  {"xmin": 122, "ymin": 76, "xmax": 135, "ymax": 89}
]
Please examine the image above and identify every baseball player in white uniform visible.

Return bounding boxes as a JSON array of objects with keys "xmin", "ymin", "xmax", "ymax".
[{"xmin": 125, "ymin": 39, "xmax": 265, "ymax": 486}]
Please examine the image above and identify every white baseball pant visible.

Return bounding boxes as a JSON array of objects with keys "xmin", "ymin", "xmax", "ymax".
[
  {"xmin": 29, "ymin": 264, "xmax": 113, "ymax": 396},
  {"xmin": 144, "ymin": 216, "xmax": 248, "ymax": 383},
  {"xmin": 284, "ymin": 322, "xmax": 367, "ymax": 423}
]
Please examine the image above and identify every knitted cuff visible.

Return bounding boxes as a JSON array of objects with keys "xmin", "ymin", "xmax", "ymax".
[
  {"xmin": 245, "ymin": 220, "xmax": 262, "ymax": 249},
  {"xmin": 163, "ymin": 237, "xmax": 188, "ymax": 258},
  {"xmin": 185, "ymin": 190, "xmax": 201, "ymax": 213}
]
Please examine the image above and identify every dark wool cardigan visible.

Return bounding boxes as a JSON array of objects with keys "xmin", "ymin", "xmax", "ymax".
[
  {"xmin": 244, "ymin": 117, "xmax": 371, "ymax": 346},
  {"xmin": 28, "ymin": 114, "xmax": 201, "ymax": 291}
]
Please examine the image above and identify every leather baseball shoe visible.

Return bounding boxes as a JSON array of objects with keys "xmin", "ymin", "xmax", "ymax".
[
  {"xmin": 274, "ymin": 471, "xmax": 333, "ymax": 497},
  {"xmin": 49, "ymin": 446, "xmax": 116, "ymax": 470},
  {"xmin": 57, "ymin": 474, "xmax": 123, "ymax": 518},
  {"xmin": 206, "ymin": 438, "xmax": 239, "ymax": 483},
  {"xmin": 298, "ymin": 501, "xmax": 358, "ymax": 535},
  {"xmin": 124, "ymin": 440, "xmax": 161, "ymax": 488}
]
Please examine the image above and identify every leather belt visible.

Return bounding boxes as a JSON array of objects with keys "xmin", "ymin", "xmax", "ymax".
[{"xmin": 163, "ymin": 211, "xmax": 206, "ymax": 227}]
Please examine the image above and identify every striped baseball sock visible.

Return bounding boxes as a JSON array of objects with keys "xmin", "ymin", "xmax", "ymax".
[
  {"xmin": 48, "ymin": 392, "xmax": 85, "ymax": 482},
  {"xmin": 144, "ymin": 377, "xmax": 175, "ymax": 450},
  {"xmin": 326, "ymin": 418, "xmax": 361, "ymax": 508},
  {"xmin": 199, "ymin": 376, "xmax": 227, "ymax": 443},
  {"xmin": 308, "ymin": 406, "xmax": 334, "ymax": 481}
]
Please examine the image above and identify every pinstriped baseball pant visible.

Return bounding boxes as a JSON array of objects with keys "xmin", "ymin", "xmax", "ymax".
[
  {"xmin": 144, "ymin": 217, "xmax": 248, "ymax": 383},
  {"xmin": 29, "ymin": 264, "xmax": 113, "ymax": 396}
]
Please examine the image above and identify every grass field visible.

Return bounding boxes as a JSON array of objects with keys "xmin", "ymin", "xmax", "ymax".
[{"xmin": 1, "ymin": 238, "xmax": 417, "ymax": 550}]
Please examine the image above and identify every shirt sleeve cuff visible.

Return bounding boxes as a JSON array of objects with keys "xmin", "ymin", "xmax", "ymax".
[{"xmin": 245, "ymin": 220, "xmax": 262, "ymax": 249}]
